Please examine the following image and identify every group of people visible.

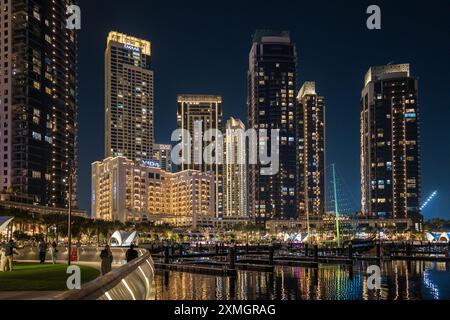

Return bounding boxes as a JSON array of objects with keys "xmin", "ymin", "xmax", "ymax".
[
  {"xmin": 1, "ymin": 239, "xmax": 139, "ymax": 276},
  {"xmin": 38, "ymin": 241, "xmax": 59, "ymax": 264},
  {"xmin": 99, "ymin": 244, "xmax": 139, "ymax": 276},
  {"xmin": 1, "ymin": 239, "xmax": 59, "ymax": 272},
  {"xmin": 0, "ymin": 239, "xmax": 19, "ymax": 272}
]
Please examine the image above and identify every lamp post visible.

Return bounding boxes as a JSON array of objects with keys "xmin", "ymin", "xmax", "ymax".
[{"xmin": 67, "ymin": 169, "xmax": 74, "ymax": 266}]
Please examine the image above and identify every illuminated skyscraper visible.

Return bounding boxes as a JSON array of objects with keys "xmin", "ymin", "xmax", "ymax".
[
  {"xmin": 360, "ymin": 64, "xmax": 421, "ymax": 219},
  {"xmin": 105, "ymin": 32, "xmax": 154, "ymax": 162},
  {"xmin": 297, "ymin": 82, "xmax": 326, "ymax": 218},
  {"xmin": 223, "ymin": 118, "xmax": 247, "ymax": 218},
  {"xmin": 247, "ymin": 30, "xmax": 298, "ymax": 221},
  {"xmin": 177, "ymin": 95, "xmax": 223, "ymax": 217},
  {"xmin": 153, "ymin": 144, "xmax": 172, "ymax": 172},
  {"xmin": 0, "ymin": 0, "xmax": 78, "ymax": 208}
]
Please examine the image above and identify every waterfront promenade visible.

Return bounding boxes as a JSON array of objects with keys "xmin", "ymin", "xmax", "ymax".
[{"xmin": 0, "ymin": 247, "xmax": 154, "ymax": 300}]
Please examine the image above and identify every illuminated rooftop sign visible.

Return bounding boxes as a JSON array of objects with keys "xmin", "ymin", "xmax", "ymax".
[
  {"xmin": 107, "ymin": 32, "xmax": 151, "ymax": 55},
  {"xmin": 124, "ymin": 44, "xmax": 140, "ymax": 52},
  {"xmin": 141, "ymin": 160, "xmax": 160, "ymax": 168}
]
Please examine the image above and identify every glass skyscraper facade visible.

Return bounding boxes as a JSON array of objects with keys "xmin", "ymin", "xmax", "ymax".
[
  {"xmin": 248, "ymin": 30, "xmax": 298, "ymax": 221},
  {"xmin": 297, "ymin": 82, "xmax": 326, "ymax": 218},
  {"xmin": 360, "ymin": 64, "xmax": 421, "ymax": 219},
  {"xmin": 105, "ymin": 32, "xmax": 154, "ymax": 162},
  {"xmin": 177, "ymin": 95, "xmax": 223, "ymax": 218},
  {"xmin": 0, "ymin": 0, "xmax": 78, "ymax": 208}
]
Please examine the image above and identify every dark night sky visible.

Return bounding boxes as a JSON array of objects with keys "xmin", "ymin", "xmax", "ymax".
[{"xmin": 76, "ymin": 0, "xmax": 450, "ymax": 219}]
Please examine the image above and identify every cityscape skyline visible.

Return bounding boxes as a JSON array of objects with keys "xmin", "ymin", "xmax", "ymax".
[
  {"xmin": 75, "ymin": 0, "xmax": 450, "ymax": 219},
  {"xmin": 2, "ymin": 0, "xmax": 450, "ymax": 305}
]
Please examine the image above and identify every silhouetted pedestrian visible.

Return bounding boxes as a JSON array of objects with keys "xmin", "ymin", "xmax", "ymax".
[
  {"xmin": 38, "ymin": 241, "xmax": 47, "ymax": 264},
  {"xmin": 49, "ymin": 241, "xmax": 58, "ymax": 264},
  {"xmin": 100, "ymin": 245, "xmax": 113, "ymax": 275},
  {"xmin": 125, "ymin": 244, "xmax": 138, "ymax": 263},
  {"xmin": 5, "ymin": 239, "xmax": 18, "ymax": 271}
]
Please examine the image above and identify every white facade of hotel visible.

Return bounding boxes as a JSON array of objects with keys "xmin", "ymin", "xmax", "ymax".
[{"xmin": 92, "ymin": 157, "xmax": 214, "ymax": 227}]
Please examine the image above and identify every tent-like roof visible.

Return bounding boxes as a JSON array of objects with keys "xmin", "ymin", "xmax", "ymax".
[
  {"xmin": 111, "ymin": 230, "xmax": 139, "ymax": 247},
  {"xmin": 0, "ymin": 216, "xmax": 14, "ymax": 233}
]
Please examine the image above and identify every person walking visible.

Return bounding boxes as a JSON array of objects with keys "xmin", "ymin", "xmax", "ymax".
[
  {"xmin": 0, "ymin": 244, "xmax": 6, "ymax": 272},
  {"xmin": 100, "ymin": 245, "xmax": 113, "ymax": 275},
  {"xmin": 38, "ymin": 241, "xmax": 48, "ymax": 264},
  {"xmin": 49, "ymin": 241, "xmax": 58, "ymax": 264},
  {"xmin": 125, "ymin": 244, "xmax": 138, "ymax": 263},
  {"xmin": 5, "ymin": 239, "xmax": 18, "ymax": 272}
]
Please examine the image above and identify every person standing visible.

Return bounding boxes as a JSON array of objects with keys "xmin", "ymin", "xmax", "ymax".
[
  {"xmin": 49, "ymin": 241, "xmax": 58, "ymax": 264},
  {"xmin": 125, "ymin": 244, "xmax": 138, "ymax": 263},
  {"xmin": 0, "ymin": 244, "xmax": 6, "ymax": 272},
  {"xmin": 100, "ymin": 245, "xmax": 113, "ymax": 275},
  {"xmin": 5, "ymin": 240, "xmax": 18, "ymax": 272},
  {"xmin": 38, "ymin": 241, "xmax": 47, "ymax": 264}
]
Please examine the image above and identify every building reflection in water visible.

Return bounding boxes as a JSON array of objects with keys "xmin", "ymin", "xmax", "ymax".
[{"xmin": 155, "ymin": 261, "xmax": 450, "ymax": 300}]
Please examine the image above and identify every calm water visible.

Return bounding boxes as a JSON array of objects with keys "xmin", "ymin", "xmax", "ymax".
[{"xmin": 155, "ymin": 261, "xmax": 450, "ymax": 300}]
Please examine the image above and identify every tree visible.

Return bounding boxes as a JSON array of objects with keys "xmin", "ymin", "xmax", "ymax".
[
  {"xmin": 81, "ymin": 219, "xmax": 97, "ymax": 243},
  {"xmin": 40, "ymin": 213, "xmax": 61, "ymax": 242},
  {"xmin": 31, "ymin": 233, "xmax": 45, "ymax": 243},
  {"xmin": 425, "ymin": 219, "xmax": 450, "ymax": 232},
  {"xmin": 13, "ymin": 230, "xmax": 30, "ymax": 242}
]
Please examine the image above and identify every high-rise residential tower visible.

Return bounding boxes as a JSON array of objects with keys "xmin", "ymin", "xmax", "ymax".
[
  {"xmin": 0, "ymin": 0, "xmax": 78, "ymax": 208},
  {"xmin": 360, "ymin": 64, "xmax": 421, "ymax": 219},
  {"xmin": 297, "ymin": 82, "xmax": 326, "ymax": 218},
  {"xmin": 247, "ymin": 30, "xmax": 298, "ymax": 221},
  {"xmin": 177, "ymin": 95, "xmax": 223, "ymax": 217},
  {"xmin": 223, "ymin": 118, "xmax": 247, "ymax": 218},
  {"xmin": 105, "ymin": 32, "xmax": 154, "ymax": 162},
  {"xmin": 153, "ymin": 143, "xmax": 172, "ymax": 172}
]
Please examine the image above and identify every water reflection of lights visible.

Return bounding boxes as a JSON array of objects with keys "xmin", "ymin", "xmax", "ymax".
[
  {"xmin": 423, "ymin": 270, "xmax": 440, "ymax": 300},
  {"xmin": 155, "ymin": 261, "xmax": 450, "ymax": 300}
]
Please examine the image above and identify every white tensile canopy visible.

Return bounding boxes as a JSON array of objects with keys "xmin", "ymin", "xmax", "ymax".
[{"xmin": 0, "ymin": 217, "xmax": 14, "ymax": 233}]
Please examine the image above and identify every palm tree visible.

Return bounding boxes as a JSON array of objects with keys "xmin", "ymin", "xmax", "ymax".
[
  {"xmin": 40, "ymin": 213, "xmax": 61, "ymax": 242},
  {"xmin": 81, "ymin": 219, "xmax": 97, "ymax": 244},
  {"xmin": 94, "ymin": 220, "xmax": 111, "ymax": 247}
]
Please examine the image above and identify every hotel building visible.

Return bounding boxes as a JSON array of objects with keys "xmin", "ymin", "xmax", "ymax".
[
  {"xmin": 92, "ymin": 157, "xmax": 214, "ymax": 227},
  {"xmin": 223, "ymin": 118, "xmax": 248, "ymax": 218},
  {"xmin": 247, "ymin": 30, "xmax": 298, "ymax": 221},
  {"xmin": 297, "ymin": 82, "xmax": 326, "ymax": 218},
  {"xmin": 177, "ymin": 95, "xmax": 223, "ymax": 218},
  {"xmin": 360, "ymin": 64, "xmax": 421, "ymax": 219},
  {"xmin": 0, "ymin": 0, "xmax": 78, "ymax": 208},
  {"xmin": 105, "ymin": 32, "xmax": 154, "ymax": 162}
]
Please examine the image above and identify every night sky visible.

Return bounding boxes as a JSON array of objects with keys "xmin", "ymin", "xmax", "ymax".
[{"xmin": 76, "ymin": 0, "xmax": 450, "ymax": 219}]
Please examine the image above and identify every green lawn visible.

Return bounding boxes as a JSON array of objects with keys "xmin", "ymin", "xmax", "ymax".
[{"xmin": 0, "ymin": 263, "xmax": 100, "ymax": 291}]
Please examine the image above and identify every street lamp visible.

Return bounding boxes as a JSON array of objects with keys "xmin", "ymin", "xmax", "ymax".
[{"xmin": 67, "ymin": 167, "xmax": 75, "ymax": 266}]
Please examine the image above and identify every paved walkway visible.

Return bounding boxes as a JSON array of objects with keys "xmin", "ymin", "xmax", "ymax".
[{"xmin": 0, "ymin": 291, "xmax": 61, "ymax": 300}]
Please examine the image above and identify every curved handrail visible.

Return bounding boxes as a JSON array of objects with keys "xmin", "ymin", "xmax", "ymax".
[{"xmin": 57, "ymin": 249, "xmax": 153, "ymax": 300}]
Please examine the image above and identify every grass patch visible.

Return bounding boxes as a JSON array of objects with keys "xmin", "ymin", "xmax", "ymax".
[{"xmin": 0, "ymin": 263, "xmax": 100, "ymax": 291}]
